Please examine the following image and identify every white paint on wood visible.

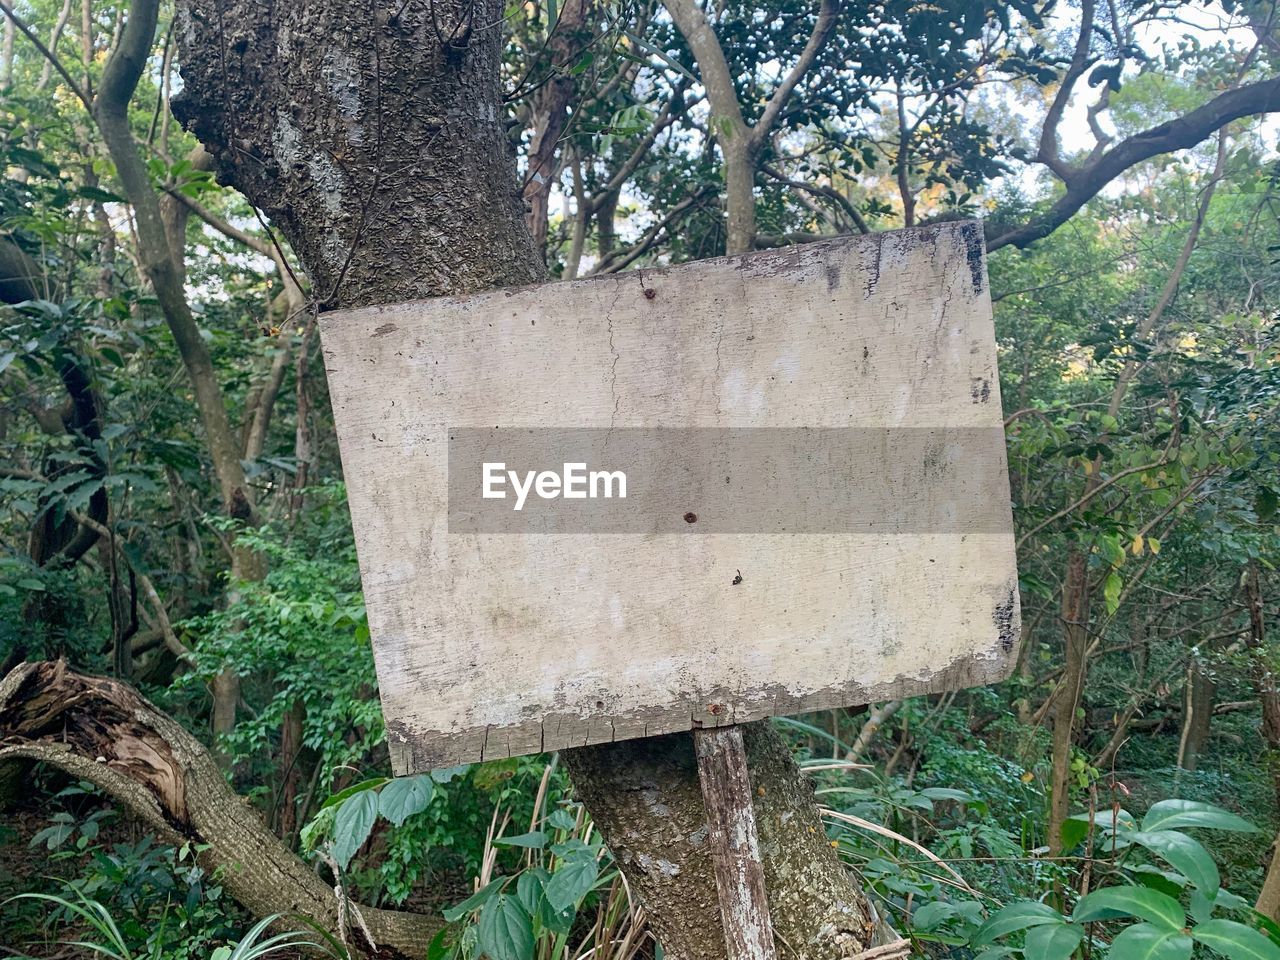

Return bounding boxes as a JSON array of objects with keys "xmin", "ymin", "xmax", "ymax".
[{"xmin": 319, "ymin": 222, "xmax": 1021, "ymax": 774}]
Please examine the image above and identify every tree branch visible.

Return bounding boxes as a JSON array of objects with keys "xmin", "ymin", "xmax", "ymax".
[
  {"xmin": 1036, "ymin": 0, "xmax": 1095, "ymax": 180},
  {"xmin": 0, "ymin": 2, "xmax": 91, "ymax": 110},
  {"xmin": 761, "ymin": 162, "xmax": 868, "ymax": 233},
  {"xmin": 592, "ymin": 186, "xmax": 713, "ymax": 274},
  {"xmin": 749, "ymin": 0, "xmax": 839, "ymax": 154},
  {"xmin": 992, "ymin": 76, "xmax": 1280, "ymax": 250},
  {"xmin": 163, "ymin": 186, "xmax": 274, "ymax": 258}
]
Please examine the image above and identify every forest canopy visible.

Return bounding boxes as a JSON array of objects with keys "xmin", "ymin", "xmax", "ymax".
[{"xmin": 1, "ymin": 0, "xmax": 1280, "ymax": 958}]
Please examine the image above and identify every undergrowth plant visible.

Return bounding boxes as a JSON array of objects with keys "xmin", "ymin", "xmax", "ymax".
[
  {"xmin": 430, "ymin": 760, "xmax": 650, "ymax": 960},
  {"xmin": 5, "ymin": 887, "xmax": 333, "ymax": 960}
]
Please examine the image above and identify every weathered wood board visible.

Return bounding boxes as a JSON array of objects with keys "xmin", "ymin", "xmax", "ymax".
[{"xmin": 320, "ymin": 221, "xmax": 1021, "ymax": 775}]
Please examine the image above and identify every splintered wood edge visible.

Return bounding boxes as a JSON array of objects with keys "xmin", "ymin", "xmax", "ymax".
[{"xmin": 385, "ymin": 632, "xmax": 1018, "ymax": 775}]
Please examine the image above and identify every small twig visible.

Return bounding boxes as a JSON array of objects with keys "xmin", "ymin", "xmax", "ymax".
[
  {"xmin": 850, "ymin": 940, "xmax": 911, "ymax": 960},
  {"xmin": 0, "ymin": 2, "xmax": 92, "ymax": 110}
]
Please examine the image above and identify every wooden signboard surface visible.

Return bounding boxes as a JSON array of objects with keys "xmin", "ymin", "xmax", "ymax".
[{"xmin": 320, "ymin": 221, "xmax": 1020, "ymax": 775}]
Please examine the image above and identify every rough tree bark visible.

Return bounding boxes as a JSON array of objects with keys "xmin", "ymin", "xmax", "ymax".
[
  {"xmin": 0, "ymin": 661, "xmax": 440, "ymax": 956},
  {"xmin": 171, "ymin": 2, "xmax": 880, "ymax": 955},
  {"xmin": 171, "ymin": 0, "xmax": 540, "ymax": 308},
  {"xmin": 565, "ymin": 729, "xmax": 879, "ymax": 958}
]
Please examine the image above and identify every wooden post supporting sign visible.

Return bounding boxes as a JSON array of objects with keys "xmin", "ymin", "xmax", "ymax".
[{"xmin": 694, "ymin": 725, "xmax": 778, "ymax": 960}]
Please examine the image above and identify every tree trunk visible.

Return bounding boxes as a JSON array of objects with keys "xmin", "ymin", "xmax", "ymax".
[
  {"xmin": 1176, "ymin": 656, "xmax": 1215, "ymax": 774},
  {"xmin": 661, "ymin": 0, "xmax": 755, "ymax": 254},
  {"xmin": 171, "ymin": 3, "xmax": 879, "ymax": 954},
  {"xmin": 1245, "ymin": 563, "xmax": 1280, "ymax": 810},
  {"xmin": 564, "ymin": 727, "xmax": 878, "ymax": 958},
  {"xmin": 521, "ymin": 0, "xmax": 593, "ymax": 255},
  {"xmin": 277, "ymin": 699, "xmax": 309, "ymax": 840},
  {"xmin": 95, "ymin": 0, "xmax": 261, "ymax": 747},
  {"xmin": 171, "ymin": 0, "xmax": 539, "ymax": 308},
  {"xmin": 1259, "ymin": 831, "xmax": 1280, "ymax": 924},
  {"xmin": 0, "ymin": 661, "xmax": 439, "ymax": 957},
  {"xmin": 1048, "ymin": 550, "xmax": 1088, "ymax": 863}
]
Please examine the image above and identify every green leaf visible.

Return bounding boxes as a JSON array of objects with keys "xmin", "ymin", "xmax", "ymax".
[
  {"xmin": 1191, "ymin": 889, "xmax": 1216, "ymax": 925},
  {"xmin": 1024, "ymin": 921, "xmax": 1083, "ymax": 960},
  {"xmin": 1107, "ymin": 923, "xmax": 1192, "ymax": 960},
  {"xmin": 76, "ymin": 184, "xmax": 124, "ymax": 204},
  {"xmin": 1060, "ymin": 816, "xmax": 1090, "ymax": 851},
  {"xmin": 1131, "ymin": 865, "xmax": 1189, "ymax": 898},
  {"xmin": 496, "ymin": 831, "xmax": 548, "ymax": 849},
  {"xmin": 1128, "ymin": 830, "xmax": 1219, "ymax": 896},
  {"xmin": 442, "ymin": 880, "xmax": 503, "ymax": 922},
  {"xmin": 515, "ymin": 870, "xmax": 545, "ymax": 917},
  {"xmin": 330, "ymin": 790, "xmax": 378, "ymax": 871},
  {"xmin": 425, "ymin": 926, "xmax": 456, "ymax": 960},
  {"xmin": 921, "ymin": 787, "xmax": 972, "ymax": 803},
  {"xmin": 378, "ymin": 775, "xmax": 435, "ymax": 827},
  {"xmin": 319, "ymin": 777, "xmax": 388, "ymax": 811},
  {"xmin": 1105, "ymin": 570, "xmax": 1123, "ymax": 614},
  {"xmin": 1086, "ymin": 808, "xmax": 1137, "ymax": 831},
  {"xmin": 911, "ymin": 901, "xmax": 957, "ymax": 931},
  {"xmin": 550, "ymin": 838, "xmax": 595, "ymax": 861},
  {"xmin": 621, "ymin": 30, "xmax": 698, "ymax": 83},
  {"xmin": 546, "ymin": 808, "xmax": 578, "ymax": 831},
  {"xmin": 477, "ymin": 894, "xmax": 534, "ymax": 960},
  {"xmin": 544, "ymin": 858, "xmax": 599, "ymax": 912},
  {"xmin": 1192, "ymin": 919, "xmax": 1280, "ymax": 960},
  {"xmin": 1257, "ymin": 487, "xmax": 1278, "ymax": 522},
  {"xmin": 972, "ymin": 902, "xmax": 1065, "ymax": 946},
  {"xmin": 1141, "ymin": 801, "xmax": 1258, "ymax": 834},
  {"xmin": 1072, "ymin": 887, "xmax": 1185, "ymax": 932}
]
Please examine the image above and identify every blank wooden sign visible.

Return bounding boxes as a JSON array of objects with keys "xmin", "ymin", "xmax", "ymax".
[{"xmin": 320, "ymin": 221, "xmax": 1020, "ymax": 774}]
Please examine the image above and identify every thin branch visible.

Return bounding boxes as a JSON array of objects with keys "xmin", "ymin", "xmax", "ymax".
[
  {"xmin": 748, "ymin": 0, "xmax": 838, "ymax": 153},
  {"xmin": 35, "ymin": 0, "xmax": 73, "ymax": 92},
  {"xmin": 592, "ymin": 186, "xmax": 713, "ymax": 274},
  {"xmin": 1015, "ymin": 458, "xmax": 1169, "ymax": 552},
  {"xmin": 0, "ymin": 2, "xmax": 91, "ymax": 110},
  {"xmin": 992, "ymin": 75, "xmax": 1280, "ymax": 250},
  {"xmin": 163, "ymin": 185, "xmax": 275, "ymax": 258},
  {"xmin": 588, "ymin": 80, "xmax": 692, "ymax": 213},
  {"xmin": 1105, "ymin": 130, "xmax": 1228, "ymax": 418},
  {"xmin": 1037, "ymin": 0, "xmax": 1096, "ymax": 179},
  {"xmin": 761, "ymin": 162, "xmax": 868, "ymax": 234}
]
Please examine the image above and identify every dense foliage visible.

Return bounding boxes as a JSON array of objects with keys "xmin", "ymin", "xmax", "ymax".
[{"xmin": 1, "ymin": 0, "xmax": 1279, "ymax": 957}]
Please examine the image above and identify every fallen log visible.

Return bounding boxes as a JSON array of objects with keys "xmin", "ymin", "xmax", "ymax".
[{"xmin": 0, "ymin": 660, "xmax": 440, "ymax": 957}]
